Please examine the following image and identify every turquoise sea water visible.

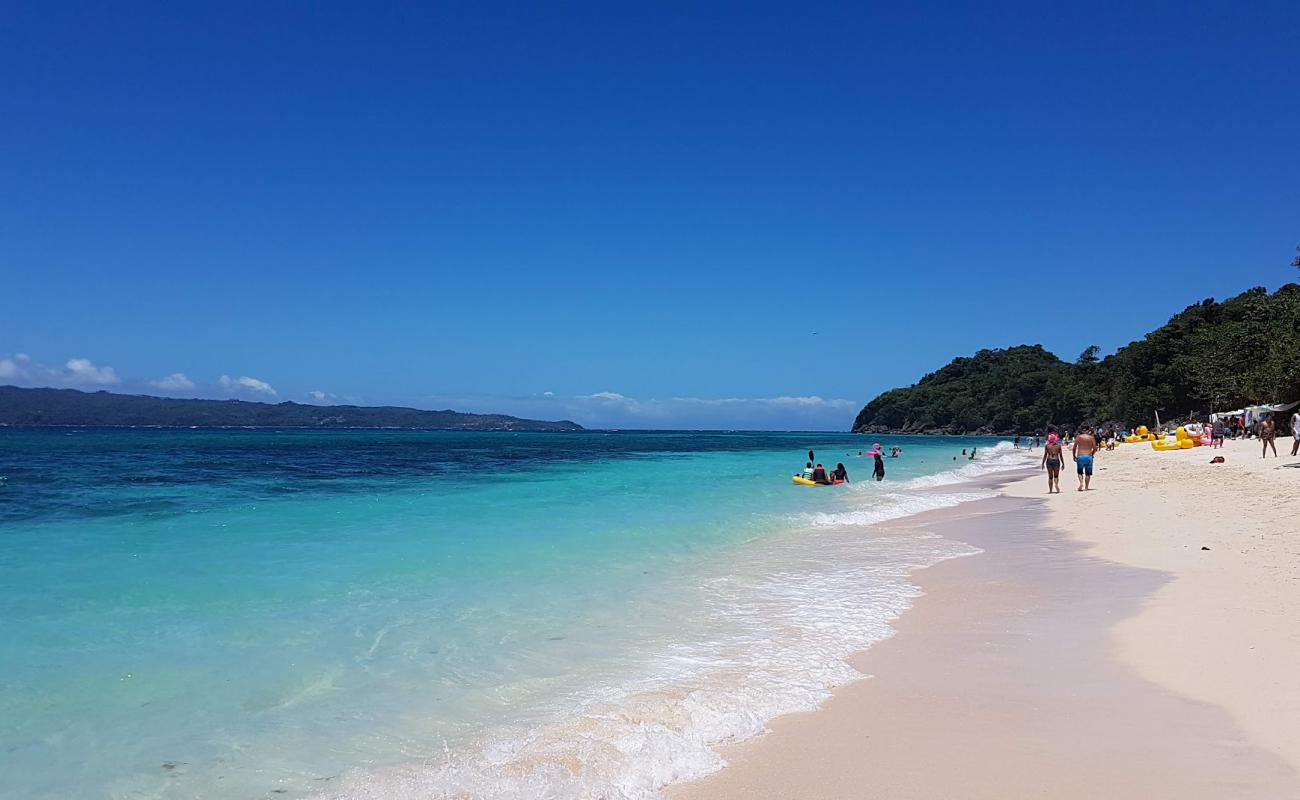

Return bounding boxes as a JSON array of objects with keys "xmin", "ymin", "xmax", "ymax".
[{"xmin": 0, "ymin": 429, "xmax": 1029, "ymax": 799}]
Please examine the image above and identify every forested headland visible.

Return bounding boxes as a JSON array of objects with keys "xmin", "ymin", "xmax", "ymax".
[
  {"xmin": 852, "ymin": 284, "xmax": 1300, "ymax": 435},
  {"xmin": 0, "ymin": 386, "xmax": 583, "ymax": 431}
]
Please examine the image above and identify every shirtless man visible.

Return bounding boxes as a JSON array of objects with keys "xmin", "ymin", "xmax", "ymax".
[
  {"xmin": 1072, "ymin": 428, "xmax": 1098, "ymax": 491},
  {"xmin": 1041, "ymin": 432, "xmax": 1064, "ymax": 493},
  {"xmin": 1261, "ymin": 415, "xmax": 1277, "ymax": 458}
]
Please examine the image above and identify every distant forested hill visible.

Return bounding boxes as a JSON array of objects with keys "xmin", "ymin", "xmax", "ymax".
[
  {"xmin": 853, "ymin": 284, "xmax": 1300, "ymax": 434},
  {"xmin": 0, "ymin": 386, "xmax": 583, "ymax": 431}
]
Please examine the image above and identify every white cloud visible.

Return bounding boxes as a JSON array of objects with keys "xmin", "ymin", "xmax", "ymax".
[
  {"xmin": 0, "ymin": 354, "xmax": 121, "ymax": 387},
  {"xmin": 569, "ymin": 392, "xmax": 858, "ymax": 428},
  {"xmin": 219, "ymin": 374, "xmax": 277, "ymax": 396},
  {"xmin": 150, "ymin": 373, "xmax": 196, "ymax": 391},
  {"xmin": 424, "ymin": 390, "xmax": 860, "ymax": 430},
  {"xmin": 668, "ymin": 395, "xmax": 855, "ymax": 409},
  {"xmin": 306, "ymin": 390, "xmax": 339, "ymax": 403},
  {"xmin": 63, "ymin": 358, "xmax": 119, "ymax": 385}
]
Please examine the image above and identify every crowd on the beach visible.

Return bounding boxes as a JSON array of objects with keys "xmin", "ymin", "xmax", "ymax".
[
  {"xmin": 802, "ymin": 410, "xmax": 1299, "ymax": 494},
  {"xmin": 1003, "ymin": 407, "xmax": 1300, "ymax": 496},
  {"xmin": 1206, "ymin": 409, "xmax": 1300, "ymax": 458}
]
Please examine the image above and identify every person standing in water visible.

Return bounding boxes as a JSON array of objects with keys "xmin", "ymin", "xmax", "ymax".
[
  {"xmin": 1041, "ymin": 433, "xmax": 1064, "ymax": 493},
  {"xmin": 1072, "ymin": 428, "xmax": 1098, "ymax": 491},
  {"xmin": 832, "ymin": 462, "xmax": 850, "ymax": 483},
  {"xmin": 872, "ymin": 452, "xmax": 885, "ymax": 481}
]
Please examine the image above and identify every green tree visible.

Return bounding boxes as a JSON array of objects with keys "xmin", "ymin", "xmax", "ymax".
[{"xmin": 852, "ymin": 284, "xmax": 1300, "ymax": 433}]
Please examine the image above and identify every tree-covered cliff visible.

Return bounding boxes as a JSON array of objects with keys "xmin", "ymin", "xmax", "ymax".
[{"xmin": 853, "ymin": 284, "xmax": 1300, "ymax": 434}]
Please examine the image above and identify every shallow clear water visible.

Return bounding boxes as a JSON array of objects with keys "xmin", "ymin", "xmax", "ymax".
[{"xmin": 0, "ymin": 429, "xmax": 1029, "ymax": 799}]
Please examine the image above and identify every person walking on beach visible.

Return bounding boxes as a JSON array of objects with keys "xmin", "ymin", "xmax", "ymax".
[
  {"xmin": 1072, "ymin": 428, "xmax": 1098, "ymax": 491},
  {"xmin": 1212, "ymin": 418, "xmax": 1225, "ymax": 448},
  {"xmin": 1292, "ymin": 409, "xmax": 1300, "ymax": 457},
  {"xmin": 1042, "ymin": 433, "xmax": 1064, "ymax": 493},
  {"xmin": 1261, "ymin": 415, "xmax": 1278, "ymax": 458}
]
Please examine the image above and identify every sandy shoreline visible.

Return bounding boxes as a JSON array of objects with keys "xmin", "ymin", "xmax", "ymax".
[{"xmin": 669, "ymin": 438, "xmax": 1300, "ymax": 798}]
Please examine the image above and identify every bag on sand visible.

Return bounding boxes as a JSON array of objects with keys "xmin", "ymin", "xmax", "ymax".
[{"xmin": 1209, "ymin": 456, "xmax": 1225, "ymax": 464}]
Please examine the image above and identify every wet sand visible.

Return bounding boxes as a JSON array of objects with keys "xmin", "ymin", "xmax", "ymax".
[{"xmin": 669, "ymin": 482, "xmax": 1299, "ymax": 798}]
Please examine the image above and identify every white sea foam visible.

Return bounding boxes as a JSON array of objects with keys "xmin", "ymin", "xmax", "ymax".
[
  {"xmin": 317, "ymin": 447, "xmax": 1029, "ymax": 800},
  {"xmin": 322, "ymin": 532, "xmax": 975, "ymax": 800},
  {"xmin": 902, "ymin": 440, "xmax": 1038, "ymax": 488},
  {"xmin": 801, "ymin": 490, "xmax": 999, "ymax": 527}
]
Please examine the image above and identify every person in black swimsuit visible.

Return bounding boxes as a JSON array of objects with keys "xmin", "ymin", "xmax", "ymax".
[
  {"xmin": 832, "ymin": 462, "xmax": 850, "ymax": 483},
  {"xmin": 1041, "ymin": 433, "xmax": 1064, "ymax": 493},
  {"xmin": 872, "ymin": 453, "xmax": 885, "ymax": 482}
]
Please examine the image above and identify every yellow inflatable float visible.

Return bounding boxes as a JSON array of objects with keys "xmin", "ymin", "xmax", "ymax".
[
  {"xmin": 1124, "ymin": 425, "xmax": 1158, "ymax": 443},
  {"xmin": 792, "ymin": 475, "xmax": 844, "ymax": 486},
  {"xmin": 1151, "ymin": 426, "xmax": 1198, "ymax": 451}
]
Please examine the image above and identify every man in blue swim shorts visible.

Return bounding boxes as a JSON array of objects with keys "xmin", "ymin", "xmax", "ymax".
[{"xmin": 1071, "ymin": 428, "xmax": 1098, "ymax": 491}]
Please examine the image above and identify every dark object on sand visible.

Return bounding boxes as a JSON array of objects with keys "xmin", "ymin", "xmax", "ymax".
[
  {"xmin": 1201, "ymin": 546, "xmax": 1211, "ymax": 551},
  {"xmin": 1210, "ymin": 456, "xmax": 1225, "ymax": 464}
]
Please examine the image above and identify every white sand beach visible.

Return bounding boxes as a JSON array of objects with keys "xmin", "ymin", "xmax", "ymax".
[
  {"xmin": 670, "ymin": 437, "xmax": 1300, "ymax": 798},
  {"xmin": 1005, "ymin": 435, "xmax": 1300, "ymax": 772}
]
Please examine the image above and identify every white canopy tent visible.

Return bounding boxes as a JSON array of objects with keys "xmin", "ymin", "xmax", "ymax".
[{"xmin": 1210, "ymin": 401, "xmax": 1299, "ymax": 424}]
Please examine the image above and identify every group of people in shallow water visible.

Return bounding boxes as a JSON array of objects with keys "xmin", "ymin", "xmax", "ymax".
[
  {"xmin": 802, "ymin": 446, "xmax": 899, "ymax": 484},
  {"xmin": 799, "ymin": 461, "xmax": 852, "ymax": 484}
]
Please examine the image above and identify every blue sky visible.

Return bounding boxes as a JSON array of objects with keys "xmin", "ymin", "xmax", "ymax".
[{"xmin": 2, "ymin": 2, "xmax": 1297, "ymax": 429}]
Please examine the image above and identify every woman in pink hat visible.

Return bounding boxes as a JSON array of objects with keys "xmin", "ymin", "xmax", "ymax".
[{"xmin": 1041, "ymin": 432, "xmax": 1064, "ymax": 493}]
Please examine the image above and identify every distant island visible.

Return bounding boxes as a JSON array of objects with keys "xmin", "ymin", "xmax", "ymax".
[
  {"xmin": 853, "ymin": 284, "xmax": 1300, "ymax": 435},
  {"xmin": 0, "ymin": 386, "xmax": 583, "ymax": 431}
]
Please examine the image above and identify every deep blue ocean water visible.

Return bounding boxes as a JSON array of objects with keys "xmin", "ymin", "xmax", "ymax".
[{"xmin": 0, "ymin": 429, "xmax": 1028, "ymax": 799}]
